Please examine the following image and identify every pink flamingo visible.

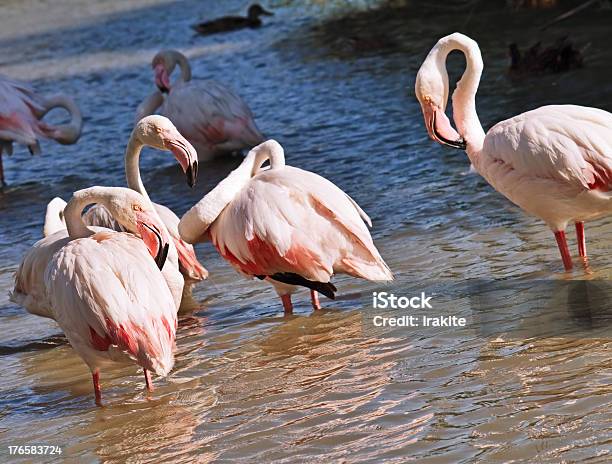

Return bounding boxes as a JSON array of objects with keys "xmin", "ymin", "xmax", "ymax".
[
  {"xmin": 12, "ymin": 118, "xmax": 203, "ymax": 319},
  {"xmin": 178, "ymin": 140, "xmax": 393, "ymax": 312},
  {"xmin": 0, "ymin": 75, "xmax": 82, "ymax": 187},
  {"xmin": 136, "ymin": 50, "xmax": 264, "ymax": 161},
  {"xmin": 415, "ymin": 32, "xmax": 612, "ymax": 271},
  {"xmin": 17, "ymin": 187, "xmax": 176, "ymax": 405},
  {"xmin": 82, "ymin": 116, "xmax": 207, "ymax": 286}
]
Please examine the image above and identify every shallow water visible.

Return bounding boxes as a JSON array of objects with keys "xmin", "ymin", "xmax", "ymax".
[{"xmin": 1, "ymin": 0, "xmax": 611, "ymax": 462}]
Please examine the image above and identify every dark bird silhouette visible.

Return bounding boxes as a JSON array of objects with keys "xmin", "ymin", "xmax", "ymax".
[
  {"xmin": 509, "ymin": 37, "xmax": 584, "ymax": 74},
  {"xmin": 191, "ymin": 4, "xmax": 273, "ymax": 36}
]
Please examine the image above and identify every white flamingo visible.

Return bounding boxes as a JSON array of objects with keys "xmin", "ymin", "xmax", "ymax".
[
  {"xmin": 16, "ymin": 187, "xmax": 176, "ymax": 405},
  {"xmin": 136, "ymin": 50, "xmax": 264, "ymax": 161},
  {"xmin": 178, "ymin": 140, "xmax": 393, "ymax": 312},
  {"xmin": 0, "ymin": 74, "xmax": 82, "ymax": 187},
  {"xmin": 415, "ymin": 32, "xmax": 612, "ymax": 271},
  {"xmin": 83, "ymin": 116, "xmax": 208, "ymax": 284}
]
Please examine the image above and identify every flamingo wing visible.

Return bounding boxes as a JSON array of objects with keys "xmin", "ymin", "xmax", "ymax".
[
  {"xmin": 45, "ymin": 233, "xmax": 176, "ymax": 375},
  {"xmin": 11, "ymin": 230, "xmax": 71, "ymax": 318},
  {"xmin": 212, "ymin": 166, "xmax": 393, "ymax": 283},
  {"xmin": 162, "ymin": 80, "xmax": 264, "ymax": 154},
  {"xmin": 0, "ymin": 75, "xmax": 45, "ymax": 149},
  {"xmin": 485, "ymin": 105, "xmax": 612, "ymax": 191}
]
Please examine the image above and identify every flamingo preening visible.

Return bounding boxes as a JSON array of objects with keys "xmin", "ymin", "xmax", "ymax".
[
  {"xmin": 14, "ymin": 187, "xmax": 177, "ymax": 405},
  {"xmin": 0, "ymin": 75, "xmax": 82, "ymax": 187},
  {"xmin": 136, "ymin": 50, "xmax": 264, "ymax": 161},
  {"xmin": 415, "ymin": 32, "xmax": 612, "ymax": 271},
  {"xmin": 82, "ymin": 116, "xmax": 208, "ymax": 286},
  {"xmin": 178, "ymin": 140, "xmax": 393, "ymax": 313}
]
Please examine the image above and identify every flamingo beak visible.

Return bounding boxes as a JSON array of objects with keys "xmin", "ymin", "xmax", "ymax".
[
  {"xmin": 136, "ymin": 212, "xmax": 170, "ymax": 270},
  {"xmin": 154, "ymin": 64, "xmax": 171, "ymax": 94},
  {"xmin": 164, "ymin": 134, "xmax": 199, "ymax": 188},
  {"xmin": 422, "ymin": 101, "xmax": 466, "ymax": 150}
]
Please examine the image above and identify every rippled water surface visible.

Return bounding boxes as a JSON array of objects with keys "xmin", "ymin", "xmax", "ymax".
[{"xmin": 1, "ymin": 0, "xmax": 611, "ymax": 462}]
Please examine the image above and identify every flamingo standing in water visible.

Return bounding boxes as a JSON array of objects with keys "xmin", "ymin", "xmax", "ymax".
[
  {"xmin": 0, "ymin": 75, "xmax": 82, "ymax": 187},
  {"xmin": 16, "ymin": 187, "xmax": 176, "ymax": 405},
  {"xmin": 82, "ymin": 116, "xmax": 207, "ymax": 286},
  {"xmin": 178, "ymin": 140, "xmax": 393, "ymax": 312},
  {"xmin": 136, "ymin": 50, "xmax": 264, "ymax": 161},
  {"xmin": 415, "ymin": 32, "xmax": 612, "ymax": 271},
  {"xmin": 12, "ymin": 118, "xmax": 200, "ymax": 318}
]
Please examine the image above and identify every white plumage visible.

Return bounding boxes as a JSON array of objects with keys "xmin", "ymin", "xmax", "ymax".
[
  {"xmin": 415, "ymin": 33, "xmax": 612, "ymax": 271},
  {"xmin": 179, "ymin": 140, "xmax": 392, "ymax": 312}
]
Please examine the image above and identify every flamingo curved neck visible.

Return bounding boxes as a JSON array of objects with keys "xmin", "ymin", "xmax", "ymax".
[
  {"xmin": 135, "ymin": 91, "xmax": 164, "ymax": 121},
  {"xmin": 40, "ymin": 94, "xmax": 83, "ymax": 144},
  {"xmin": 65, "ymin": 191, "xmax": 104, "ymax": 239},
  {"xmin": 125, "ymin": 137, "xmax": 152, "ymax": 206},
  {"xmin": 172, "ymin": 52, "xmax": 192, "ymax": 84},
  {"xmin": 437, "ymin": 34, "xmax": 486, "ymax": 156}
]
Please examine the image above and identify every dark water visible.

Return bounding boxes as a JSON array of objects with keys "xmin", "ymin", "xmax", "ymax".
[{"xmin": 1, "ymin": 0, "xmax": 611, "ymax": 462}]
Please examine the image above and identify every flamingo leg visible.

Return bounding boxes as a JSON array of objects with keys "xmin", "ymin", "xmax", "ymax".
[
  {"xmin": 144, "ymin": 368, "xmax": 154, "ymax": 392},
  {"xmin": 92, "ymin": 369, "xmax": 102, "ymax": 406},
  {"xmin": 0, "ymin": 150, "xmax": 5, "ymax": 188},
  {"xmin": 310, "ymin": 290, "xmax": 321, "ymax": 310},
  {"xmin": 575, "ymin": 222, "xmax": 587, "ymax": 258},
  {"xmin": 554, "ymin": 230, "xmax": 573, "ymax": 271},
  {"xmin": 281, "ymin": 294, "xmax": 293, "ymax": 314}
]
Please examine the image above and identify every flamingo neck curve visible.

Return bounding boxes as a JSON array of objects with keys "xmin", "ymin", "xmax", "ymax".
[
  {"xmin": 64, "ymin": 188, "xmax": 111, "ymax": 239},
  {"xmin": 171, "ymin": 51, "xmax": 192, "ymax": 84},
  {"xmin": 125, "ymin": 136, "xmax": 152, "ymax": 206},
  {"xmin": 39, "ymin": 94, "xmax": 83, "ymax": 144},
  {"xmin": 436, "ymin": 33, "xmax": 486, "ymax": 159}
]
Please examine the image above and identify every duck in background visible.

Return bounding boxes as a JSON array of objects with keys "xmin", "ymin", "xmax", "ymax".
[
  {"xmin": 509, "ymin": 37, "xmax": 584, "ymax": 75},
  {"xmin": 191, "ymin": 4, "xmax": 273, "ymax": 36}
]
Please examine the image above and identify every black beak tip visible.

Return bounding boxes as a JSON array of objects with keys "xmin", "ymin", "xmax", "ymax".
[
  {"xmin": 186, "ymin": 163, "xmax": 197, "ymax": 188},
  {"xmin": 156, "ymin": 243, "xmax": 170, "ymax": 270},
  {"xmin": 157, "ymin": 85, "xmax": 170, "ymax": 94}
]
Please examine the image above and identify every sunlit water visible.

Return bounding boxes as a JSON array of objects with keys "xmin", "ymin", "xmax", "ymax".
[{"xmin": 1, "ymin": 0, "xmax": 611, "ymax": 462}]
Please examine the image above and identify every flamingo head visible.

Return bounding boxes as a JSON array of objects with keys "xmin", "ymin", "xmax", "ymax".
[
  {"xmin": 108, "ymin": 190, "xmax": 170, "ymax": 270},
  {"xmin": 415, "ymin": 53, "xmax": 466, "ymax": 150},
  {"xmin": 152, "ymin": 51, "xmax": 174, "ymax": 93},
  {"xmin": 133, "ymin": 115, "xmax": 199, "ymax": 188}
]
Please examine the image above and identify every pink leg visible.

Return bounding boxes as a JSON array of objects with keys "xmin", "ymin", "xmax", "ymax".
[
  {"xmin": 144, "ymin": 368, "xmax": 153, "ymax": 392},
  {"xmin": 575, "ymin": 222, "xmax": 587, "ymax": 258},
  {"xmin": 310, "ymin": 290, "xmax": 321, "ymax": 310},
  {"xmin": 554, "ymin": 230, "xmax": 573, "ymax": 271},
  {"xmin": 92, "ymin": 369, "xmax": 102, "ymax": 406},
  {"xmin": 281, "ymin": 294, "xmax": 293, "ymax": 314}
]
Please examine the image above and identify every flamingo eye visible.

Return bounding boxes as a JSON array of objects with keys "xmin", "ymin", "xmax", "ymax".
[{"xmin": 132, "ymin": 204, "xmax": 144, "ymax": 212}]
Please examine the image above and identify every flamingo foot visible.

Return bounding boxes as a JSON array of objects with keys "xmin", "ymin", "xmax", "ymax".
[
  {"xmin": 575, "ymin": 222, "xmax": 587, "ymax": 258},
  {"xmin": 310, "ymin": 290, "xmax": 321, "ymax": 310},
  {"xmin": 144, "ymin": 368, "xmax": 153, "ymax": 392},
  {"xmin": 554, "ymin": 230, "xmax": 573, "ymax": 271},
  {"xmin": 281, "ymin": 294, "xmax": 293, "ymax": 314},
  {"xmin": 92, "ymin": 369, "xmax": 102, "ymax": 406}
]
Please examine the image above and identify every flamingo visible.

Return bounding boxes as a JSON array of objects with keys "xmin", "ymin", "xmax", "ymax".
[
  {"xmin": 82, "ymin": 116, "xmax": 208, "ymax": 285},
  {"xmin": 415, "ymin": 32, "xmax": 612, "ymax": 271},
  {"xmin": 17, "ymin": 186, "xmax": 177, "ymax": 405},
  {"xmin": 135, "ymin": 50, "xmax": 264, "ymax": 161},
  {"xmin": 178, "ymin": 140, "xmax": 393, "ymax": 312},
  {"xmin": 0, "ymin": 74, "xmax": 82, "ymax": 187}
]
